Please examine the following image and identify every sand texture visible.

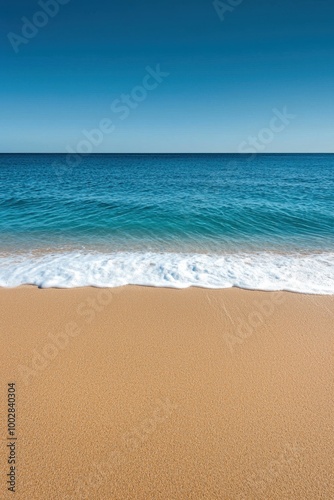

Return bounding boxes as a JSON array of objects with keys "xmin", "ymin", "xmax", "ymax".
[{"xmin": 0, "ymin": 286, "xmax": 333, "ymax": 499}]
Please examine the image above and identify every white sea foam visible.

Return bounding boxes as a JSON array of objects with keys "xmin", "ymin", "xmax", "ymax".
[{"xmin": 0, "ymin": 251, "xmax": 333, "ymax": 294}]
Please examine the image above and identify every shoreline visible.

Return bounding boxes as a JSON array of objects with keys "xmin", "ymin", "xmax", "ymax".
[
  {"xmin": 0, "ymin": 283, "xmax": 334, "ymax": 296},
  {"xmin": 0, "ymin": 249, "xmax": 334, "ymax": 293},
  {"xmin": 1, "ymin": 286, "xmax": 333, "ymax": 498}
]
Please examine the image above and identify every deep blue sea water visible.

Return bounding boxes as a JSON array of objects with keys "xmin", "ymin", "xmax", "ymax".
[{"xmin": 0, "ymin": 154, "xmax": 333, "ymax": 292}]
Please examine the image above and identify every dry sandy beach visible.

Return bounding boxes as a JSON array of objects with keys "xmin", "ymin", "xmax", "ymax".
[{"xmin": 1, "ymin": 286, "xmax": 333, "ymax": 499}]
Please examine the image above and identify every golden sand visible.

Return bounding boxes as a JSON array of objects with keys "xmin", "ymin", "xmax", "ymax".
[{"xmin": 0, "ymin": 286, "xmax": 333, "ymax": 499}]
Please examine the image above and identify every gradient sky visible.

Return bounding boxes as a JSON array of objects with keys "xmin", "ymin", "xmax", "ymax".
[{"xmin": 1, "ymin": 0, "xmax": 334, "ymax": 152}]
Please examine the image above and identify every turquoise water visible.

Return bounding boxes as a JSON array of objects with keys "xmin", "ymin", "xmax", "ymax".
[{"xmin": 0, "ymin": 154, "xmax": 333, "ymax": 292}]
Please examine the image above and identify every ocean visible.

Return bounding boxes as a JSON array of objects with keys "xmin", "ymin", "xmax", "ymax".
[{"xmin": 0, "ymin": 153, "xmax": 333, "ymax": 293}]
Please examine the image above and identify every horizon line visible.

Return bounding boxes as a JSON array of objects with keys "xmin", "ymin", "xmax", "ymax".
[{"xmin": 1, "ymin": 152, "xmax": 334, "ymax": 155}]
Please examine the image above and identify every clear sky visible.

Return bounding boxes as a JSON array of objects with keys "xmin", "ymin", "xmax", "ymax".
[{"xmin": 1, "ymin": 0, "xmax": 334, "ymax": 152}]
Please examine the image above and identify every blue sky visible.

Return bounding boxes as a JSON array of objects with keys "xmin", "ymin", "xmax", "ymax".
[{"xmin": 1, "ymin": 0, "xmax": 334, "ymax": 152}]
